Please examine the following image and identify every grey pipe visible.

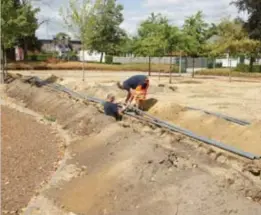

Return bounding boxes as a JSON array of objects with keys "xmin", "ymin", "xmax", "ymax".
[{"xmin": 186, "ymin": 107, "xmax": 250, "ymax": 126}]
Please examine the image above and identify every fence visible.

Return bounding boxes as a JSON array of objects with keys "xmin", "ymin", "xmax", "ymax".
[{"xmin": 113, "ymin": 56, "xmax": 209, "ymax": 73}]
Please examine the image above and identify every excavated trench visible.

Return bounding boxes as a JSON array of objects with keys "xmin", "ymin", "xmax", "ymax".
[{"xmin": 4, "ymin": 78, "xmax": 261, "ymax": 215}]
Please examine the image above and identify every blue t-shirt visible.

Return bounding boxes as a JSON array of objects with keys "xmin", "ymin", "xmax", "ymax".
[
  {"xmin": 123, "ymin": 75, "xmax": 147, "ymax": 91},
  {"xmin": 104, "ymin": 101, "xmax": 121, "ymax": 120}
]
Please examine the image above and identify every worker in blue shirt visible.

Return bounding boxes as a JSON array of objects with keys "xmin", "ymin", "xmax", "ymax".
[
  {"xmin": 117, "ymin": 75, "xmax": 149, "ymax": 109},
  {"xmin": 103, "ymin": 93, "xmax": 127, "ymax": 121}
]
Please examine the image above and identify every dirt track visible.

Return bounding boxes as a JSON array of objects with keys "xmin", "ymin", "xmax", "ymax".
[
  {"xmin": 1, "ymin": 105, "xmax": 63, "ymax": 214},
  {"xmin": 3, "ymin": 78, "xmax": 261, "ymax": 215}
]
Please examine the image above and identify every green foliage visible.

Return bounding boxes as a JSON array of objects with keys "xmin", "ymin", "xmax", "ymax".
[
  {"xmin": 182, "ymin": 11, "xmax": 211, "ymax": 57},
  {"xmin": 27, "ymin": 53, "xmax": 56, "ymax": 61},
  {"xmin": 207, "ymin": 62, "xmax": 222, "ymax": 69},
  {"xmin": 105, "ymin": 55, "xmax": 113, "ymax": 64},
  {"xmin": 210, "ymin": 18, "xmax": 261, "ymax": 57},
  {"xmin": 133, "ymin": 13, "xmax": 181, "ymax": 57},
  {"xmin": 1, "ymin": 0, "xmax": 39, "ymax": 49},
  {"xmin": 234, "ymin": 63, "xmax": 261, "ymax": 73},
  {"xmin": 61, "ymin": 0, "xmax": 125, "ymax": 59},
  {"xmin": 232, "ymin": 0, "xmax": 261, "ymax": 41},
  {"xmin": 90, "ymin": 0, "xmax": 126, "ymax": 55}
]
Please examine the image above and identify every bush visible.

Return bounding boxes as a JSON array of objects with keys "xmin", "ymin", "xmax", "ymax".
[
  {"xmin": 105, "ymin": 55, "xmax": 113, "ymax": 64},
  {"xmin": 235, "ymin": 63, "xmax": 261, "ymax": 73},
  {"xmin": 208, "ymin": 62, "xmax": 222, "ymax": 69},
  {"xmin": 27, "ymin": 53, "xmax": 54, "ymax": 61}
]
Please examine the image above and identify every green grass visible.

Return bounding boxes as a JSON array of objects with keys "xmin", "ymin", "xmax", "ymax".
[
  {"xmin": 196, "ymin": 68, "xmax": 261, "ymax": 78},
  {"xmin": 43, "ymin": 115, "xmax": 56, "ymax": 122},
  {"xmin": 7, "ymin": 61, "xmax": 178, "ymax": 73}
]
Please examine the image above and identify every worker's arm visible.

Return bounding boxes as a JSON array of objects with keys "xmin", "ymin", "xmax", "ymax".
[{"xmin": 125, "ymin": 88, "xmax": 136, "ymax": 104}]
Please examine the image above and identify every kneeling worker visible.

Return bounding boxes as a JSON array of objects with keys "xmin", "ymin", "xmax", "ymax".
[
  {"xmin": 117, "ymin": 75, "xmax": 149, "ymax": 110},
  {"xmin": 104, "ymin": 93, "xmax": 127, "ymax": 121}
]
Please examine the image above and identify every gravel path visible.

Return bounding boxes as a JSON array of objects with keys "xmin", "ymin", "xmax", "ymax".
[{"xmin": 1, "ymin": 106, "xmax": 63, "ymax": 214}]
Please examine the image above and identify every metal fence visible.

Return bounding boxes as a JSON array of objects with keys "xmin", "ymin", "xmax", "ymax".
[{"xmin": 113, "ymin": 56, "xmax": 209, "ymax": 73}]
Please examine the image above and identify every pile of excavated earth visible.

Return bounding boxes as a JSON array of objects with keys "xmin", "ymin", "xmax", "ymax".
[{"xmin": 2, "ymin": 75, "xmax": 261, "ymax": 215}]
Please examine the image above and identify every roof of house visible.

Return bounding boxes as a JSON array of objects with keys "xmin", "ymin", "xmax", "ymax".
[{"xmin": 39, "ymin": 39, "xmax": 81, "ymax": 44}]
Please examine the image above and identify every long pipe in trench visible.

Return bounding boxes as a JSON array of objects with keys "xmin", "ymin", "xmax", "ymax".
[{"xmin": 31, "ymin": 77, "xmax": 260, "ymax": 160}]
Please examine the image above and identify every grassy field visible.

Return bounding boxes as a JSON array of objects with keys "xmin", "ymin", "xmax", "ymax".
[
  {"xmin": 7, "ymin": 62, "xmax": 261, "ymax": 78},
  {"xmin": 7, "ymin": 61, "xmax": 175, "ymax": 73},
  {"xmin": 196, "ymin": 68, "xmax": 261, "ymax": 78}
]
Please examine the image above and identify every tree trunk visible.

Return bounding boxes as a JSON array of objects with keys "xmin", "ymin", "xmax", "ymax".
[
  {"xmin": 249, "ymin": 56, "xmax": 255, "ymax": 73},
  {"xmin": 179, "ymin": 52, "xmax": 182, "ymax": 76},
  {"xmin": 0, "ymin": 48, "xmax": 4, "ymax": 84},
  {"xmin": 192, "ymin": 57, "xmax": 195, "ymax": 78},
  {"xmin": 213, "ymin": 58, "xmax": 216, "ymax": 71},
  {"xmin": 24, "ymin": 38, "xmax": 28, "ymax": 61},
  {"xmin": 169, "ymin": 56, "xmax": 172, "ymax": 84},
  {"xmin": 148, "ymin": 56, "xmax": 151, "ymax": 76},
  {"xmin": 228, "ymin": 53, "xmax": 232, "ymax": 82},
  {"xmin": 82, "ymin": 49, "xmax": 85, "ymax": 82},
  {"xmin": 100, "ymin": 52, "xmax": 104, "ymax": 63}
]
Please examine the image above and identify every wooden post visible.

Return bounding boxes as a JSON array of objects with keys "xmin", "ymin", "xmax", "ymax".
[
  {"xmin": 179, "ymin": 51, "xmax": 182, "ymax": 76},
  {"xmin": 169, "ymin": 56, "xmax": 173, "ymax": 84},
  {"xmin": 82, "ymin": 46, "xmax": 85, "ymax": 82},
  {"xmin": 192, "ymin": 57, "xmax": 195, "ymax": 78},
  {"xmin": 228, "ymin": 53, "xmax": 232, "ymax": 82}
]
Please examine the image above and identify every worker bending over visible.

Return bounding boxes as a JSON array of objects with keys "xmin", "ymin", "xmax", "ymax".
[
  {"xmin": 117, "ymin": 75, "xmax": 149, "ymax": 110},
  {"xmin": 103, "ymin": 93, "xmax": 127, "ymax": 121}
]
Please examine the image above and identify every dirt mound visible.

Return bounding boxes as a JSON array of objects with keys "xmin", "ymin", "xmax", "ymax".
[
  {"xmin": 149, "ymin": 102, "xmax": 261, "ymax": 155},
  {"xmin": 5, "ymin": 79, "xmax": 114, "ymax": 138}
]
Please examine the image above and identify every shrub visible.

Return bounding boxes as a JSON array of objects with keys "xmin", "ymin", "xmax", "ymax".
[
  {"xmin": 105, "ymin": 55, "xmax": 113, "ymax": 64},
  {"xmin": 208, "ymin": 62, "xmax": 222, "ymax": 69},
  {"xmin": 235, "ymin": 63, "xmax": 261, "ymax": 73},
  {"xmin": 27, "ymin": 53, "xmax": 54, "ymax": 61}
]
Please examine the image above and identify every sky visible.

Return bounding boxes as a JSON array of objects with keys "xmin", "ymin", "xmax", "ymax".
[{"xmin": 33, "ymin": 0, "xmax": 246, "ymax": 40}]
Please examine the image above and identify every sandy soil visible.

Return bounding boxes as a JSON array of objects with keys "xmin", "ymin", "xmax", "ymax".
[
  {"xmin": 44, "ymin": 72, "xmax": 261, "ymax": 157},
  {"xmin": 4, "ymin": 78, "xmax": 261, "ymax": 215},
  {"xmin": 9, "ymin": 70, "xmax": 261, "ymax": 120},
  {"xmin": 1, "ymin": 105, "xmax": 63, "ymax": 214}
]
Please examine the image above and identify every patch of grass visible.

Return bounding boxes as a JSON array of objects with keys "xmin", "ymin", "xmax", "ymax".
[
  {"xmin": 7, "ymin": 61, "xmax": 177, "ymax": 73},
  {"xmin": 43, "ymin": 115, "xmax": 56, "ymax": 122},
  {"xmin": 196, "ymin": 69, "xmax": 261, "ymax": 78}
]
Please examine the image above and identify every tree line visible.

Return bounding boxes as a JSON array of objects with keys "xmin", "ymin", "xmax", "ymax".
[{"xmin": 1, "ymin": 0, "xmax": 261, "ymax": 81}]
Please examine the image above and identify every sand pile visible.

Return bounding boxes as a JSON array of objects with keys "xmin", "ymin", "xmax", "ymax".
[{"xmin": 149, "ymin": 102, "xmax": 261, "ymax": 155}]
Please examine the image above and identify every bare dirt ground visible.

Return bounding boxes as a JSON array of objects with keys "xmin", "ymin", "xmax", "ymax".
[
  {"xmin": 3, "ymin": 77, "xmax": 261, "ymax": 215},
  {"xmin": 45, "ymin": 71, "xmax": 261, "ymax": 156},
  {"xmin": 1, "ymin": 104, "xmax": 64, "ymax": 214},
  {"xmin": 12, "ymin": 70, "xmax": 260, "ymax": 121}
]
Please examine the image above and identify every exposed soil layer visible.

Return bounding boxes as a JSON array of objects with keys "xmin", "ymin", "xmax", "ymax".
[
  {"xmin": 1, "ymin": 106, "xmax": 63, "ymax": 214},
  {"xmin": 60, "ymin": 79, "xmax": 261, "ymax": 156},
  {"xmin": 149, "ymin": 102, "xmax": 261, "ymax": 155},
  {"xmin": 5, "ymin": 79, "xmax": 261, "ymax": 215}
]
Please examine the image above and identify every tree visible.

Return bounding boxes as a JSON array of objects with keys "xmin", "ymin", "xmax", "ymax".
[
  {"xmin": 182, "ymin": 11, "xmax": 211, "ymax": 78},
  {"xmin": 61, "ymin": 0, "xmax": 126, "ymax": 63},
  {"xmin": 134, "ymin": 13, "xmax": 180, "ymax": 76},
  {"xmin": 1, "ymin": 0, "xmax": 39, "ymax": 82},
  {"xmin": 89, "ymin": 0, "xmax": 126, "ymax": 62},
  {"xmin": 210, "ymin": 18, "xmax": 260, "ymax": 81},
  {"xmin": 60, "ymin": 0, "xmax": 99, "ymax": 80},
  {"xmin": 54, "ymin": 32, "xmax": 71, "ymax": 49},
  {"xmin": 232, "ymin": 0, "xmax": 261, "ymax": 71}
]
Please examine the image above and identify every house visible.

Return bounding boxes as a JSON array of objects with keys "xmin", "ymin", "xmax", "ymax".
[{"xmin": 39, "ymin": 39, "xmax": 82, "ymax": 53}]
